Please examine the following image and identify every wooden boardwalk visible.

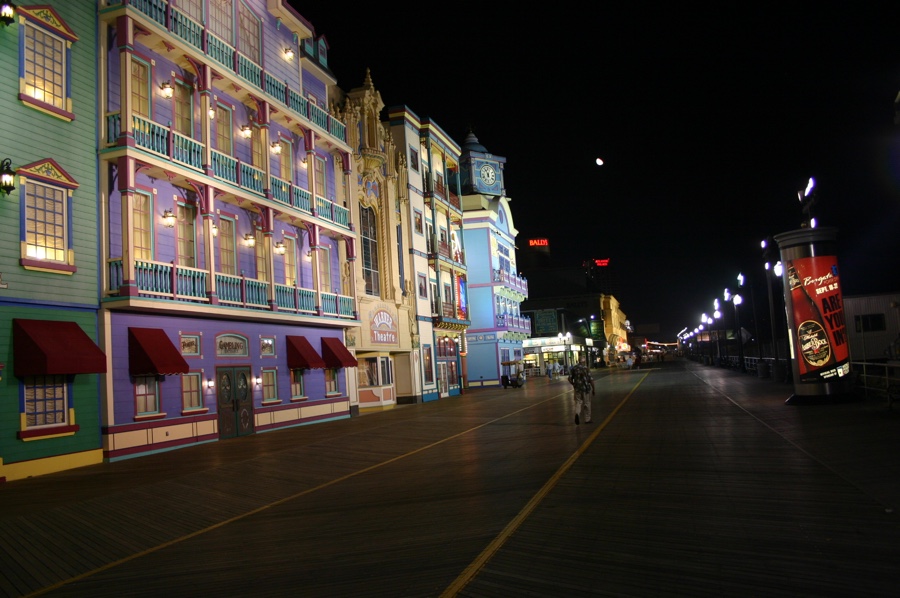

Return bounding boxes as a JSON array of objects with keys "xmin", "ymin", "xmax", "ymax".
[{"xmin": 1, "ymin": 359, "xmax": 899, "ymax": 597}]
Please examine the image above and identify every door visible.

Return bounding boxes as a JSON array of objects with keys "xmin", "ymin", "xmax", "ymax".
[
  {"xmin": 217, "ymin": 366, "xmax": 254, "ymax": 439},
  {"xmin": 438, "ymin": 362, "xmax": 450, "ymax": 398}
]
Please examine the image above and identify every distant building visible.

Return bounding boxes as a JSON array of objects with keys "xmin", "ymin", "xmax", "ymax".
[{"xmin": 842, "ymin": 292, "xmax": 900, "ymax": 362}]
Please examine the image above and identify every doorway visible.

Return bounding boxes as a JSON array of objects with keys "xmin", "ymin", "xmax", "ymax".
[{"xmin": 217, "ymin": 366, "xmax": 254, "ymax": 439}]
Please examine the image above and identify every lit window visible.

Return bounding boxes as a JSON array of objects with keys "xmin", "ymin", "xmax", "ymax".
[
  {"xmin": 25, "ymin": 181, "xmax": 67, "ymax": 262},
  {"xmin": 290, "ymin": 369, "xmax": 305, "ymax": 398},
  {"xmin": 21, "ymin": 15, "xmax": 74, "ymax": 120},
  {"xmin": 324, "ymin": 368, "xmax": 338, "ymax": 394},
  {"xmin": 283, "ymin": 237, "xmax": 297, "ymax": 287},
  {"xmin": 135, "ymin": 376, "xmax": 159, "ymax": 415},
  {"xmin": 24, "ymin": 375, "xmax": 68, "ymax": 428},
  {"xmin": 176, "ymin": 203, "xmax": 196, "ymax": 267},
  {"xmin": 133, "ymin": 192, "xmax": 153, "ymax": 261},
  {"xmin": 215, "ymin": 104, "xmax": 232, "ymax": 155},
  {"xmin": 255, "ymin": 229, "xmax": 269, "ymax": 281},
  {"xmin": 173, "ymin": 82, "xmax": 194, "ymax": 137},
  {"xmin": 261, "ymin": 369, "xmax": 277, "ymax": 402},
  {"xmin": 218, "ymin": 217, "xmax": 235, "ymax": 275},
  {"xmin": 182, "ymin": 373, "xmax": 202, "ymax": 411},
  {"xmin": 131, "ymin": 58, "xmax": 150, "ymax": 118}
]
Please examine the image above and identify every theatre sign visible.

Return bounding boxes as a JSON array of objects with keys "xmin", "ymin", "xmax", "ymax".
[{"xmin": 370, "ymin": 308, "xmax": 398, "ymax": 345}]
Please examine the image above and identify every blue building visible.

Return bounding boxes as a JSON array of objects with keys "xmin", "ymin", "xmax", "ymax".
[{"xmin": 459, "ymin": 132, "xmax": 530, "ymax": 387}]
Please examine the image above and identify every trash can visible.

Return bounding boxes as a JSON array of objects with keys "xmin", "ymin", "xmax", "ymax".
[{"xmin": 501, "ymin": 374, "xmax": 510, "ymax": 388}]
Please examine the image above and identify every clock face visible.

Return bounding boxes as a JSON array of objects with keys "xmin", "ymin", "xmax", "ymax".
[{"xmin": 479, "ymin": 163, "xmax": 496, "ymax": 186}]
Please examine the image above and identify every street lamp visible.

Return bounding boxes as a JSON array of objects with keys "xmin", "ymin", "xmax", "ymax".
[
  {"xmin": 714, "ymin": 298, "xmax": 724, "ymax": 364},
  {"xmin": 733, "ymin": 293, "xmax": 746, "ymax": 372},
  {"xmin": 761, "ymin": 238, "xmax": 781, "ymax": 380},
  {"xmin": 799, "ymin": 176, "xmax": 817, "ymax": 229}
]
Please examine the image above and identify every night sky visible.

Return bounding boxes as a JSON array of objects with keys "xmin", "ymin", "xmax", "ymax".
[{"xmin": 292, "ymin": 2, "xmax": 900, "ymax": 341}]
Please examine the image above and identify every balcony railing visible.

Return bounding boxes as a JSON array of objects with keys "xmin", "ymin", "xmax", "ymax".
[
  {"xmin": 493, "ymin": 269, "xmax": 529, "ymax": 296},
  {"xmin": 107, "ymin": 258, "xmax": 356, "ymax": 319},
  {"xmin": 496, "ymin": 314, "xmax": 533, "ymax": 332},
  {"xmin": 117, "ymin": 0, "xmax": 346, "ymax": 145}
]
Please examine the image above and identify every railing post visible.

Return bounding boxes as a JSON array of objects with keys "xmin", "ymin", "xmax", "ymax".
[{"xmin": 171, "ymin": 261, "xmax": 178, "ymax": 299}]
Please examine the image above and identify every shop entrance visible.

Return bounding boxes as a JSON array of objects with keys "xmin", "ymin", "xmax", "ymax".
[{"xmin": 216, "ymin": 366, "xmax": 254, "ymax": 439}]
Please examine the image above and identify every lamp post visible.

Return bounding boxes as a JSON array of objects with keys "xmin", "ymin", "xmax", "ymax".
[
  {"xmin": 733, "ymin": 293, "xmax": 746, "ymax": 372},
  {"xmin": 714, "ymin": 298, "xmax": 724, "ymax": 365},
  {"xmin": 761, "ymin": 238, "xmax": 782, "ymax": 380}
]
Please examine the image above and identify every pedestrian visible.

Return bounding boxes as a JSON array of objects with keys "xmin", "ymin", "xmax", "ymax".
[
  {"xmin": 567, "ymin": 358, "xmax": 595, "ymax": 425},
  {"xmin": 633, "ymin": 351, "xmax": 642, "ymax": 370}
]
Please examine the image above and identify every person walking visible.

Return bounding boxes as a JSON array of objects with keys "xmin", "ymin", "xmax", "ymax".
[{"xmin": 568, "ymin": 358, "xmax": 595, "ymax": 425}]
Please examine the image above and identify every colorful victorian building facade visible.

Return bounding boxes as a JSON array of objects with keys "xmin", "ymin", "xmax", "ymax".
[
  {"xmin": 0, "ymin": 2, "xmax": 105, "ymax": 482},
  {"xmin": 333, "ymin": 71, "xmax": 415, "ymax": 411},
  {"xmin": 459, "ymin": 133, "xmax": 530, "ymax": 387},
  {"xmin": 96, "ymin": 0, "xmax": 359, "ymax": 460},
  {"xmin": 387, "ymin": 107, "xmax": 468, "ymax": 401}
]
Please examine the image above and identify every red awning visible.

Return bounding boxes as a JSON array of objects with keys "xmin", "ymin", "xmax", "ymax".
[
  {"xmin": 286, "ymin": 335, "xmax": 326, "ymax": 369},
  {"xmin": 13, "ymin": 319, "xmax": 107, "ymax": 376},
  {"xmin": 128, "ymin": 328, "xmax": 190, "ymax": 376},
  {"xmin": 321, "ymin": 336, "xmax": 358, "ymax": 368}
]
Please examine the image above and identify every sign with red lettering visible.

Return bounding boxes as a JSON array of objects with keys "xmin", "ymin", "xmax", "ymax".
[
  {"xmin": 528, "ymin": 238, "xmax": 549, "ymax": 247},
  {"xmin": 594, "ymin": 258, "xmax": 610, "ymax": 267}
]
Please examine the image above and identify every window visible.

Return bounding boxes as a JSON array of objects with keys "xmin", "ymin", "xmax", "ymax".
[
  {"xmin": 218, "ymin": 217, "xmax": 236, "ymax": 275},
  {"xmin": 21, "ymin": 16, "xmax": 74, "ymax": 120},
  {"xmin": 215, "ymin": 104, "xmax": 232, "ymax": 154},
  {"xmin": 426, "ymin": 223, "xmax": 434, "ymax": 252},
  {"xmin": 176, "ymin": 203, "xmax": 196, "ymax": 267},
  {"xmin": 417, "ymin": 274, "xmax": 428, "ymax": 299},
  {"xmin": 358, "ymin": 357, "xmax": 394, "ymax": 387},
  {"xmin": 179, "ymin": 0, "xmax": 204, "ymax": 22},
  {"xmin": 855, "ymin": 313, "xmax": 886, "ymax": 333},
  {"xmin": 131, "ymin": 58, "xmax": 150, "ymax": 118},
  {"xmin": 443, "ymin": 283, "xmax": 452, "ymax": 307},
  {"xmin": 360, "ymin": 206, "xmax": 380, "ymax": 296},
  {"xmin": 24, "ymin": 376, "xmax": 68, "ymax": 428},
  {"xmin": 414, "ymin": 210, "xmax": 423, "ymax": 234},
  {"xmin": 290, "ymin": 369, "xmax": 305, "ymax": 398},
  {"xmin": 314, "ymin": 157, "xmax": 326, "ymax": 197},
  {"xmin": 250, "ymin": 124, "xmax": 263, "ymax": 167},
  {"xmin": 133, "ymin": 192, "xmax": 153, "ymax": 261},
  {"xmin": 209, "ymin": 0, "xmax": 234, "ymax": 43},
  {"xmin": 173, "ymin": 81, "xmax": 194, "ymax": 137},
  {"xmin": 283, "ymin": 237, "xmax": 297, "ymax": 286},
  {"xmin": 409, "ymin": 146, "xmax": 419, "ymax": 172},
  {"xmin": 423, "ymin": 346, "xmax": 434, "ymax": 384},
  {"xmin": 238, "ymin": 1, "xmax": 261, "ymax": 64},
  {"xmin": 318, "ymin": 245, "xmax": 331, "ymax": 291},
  {"xmin": 261, "ymin": 369, "xmax": 277, "ymax": 402},
  {"xmin": 324, "ymin": 368, "xmax": 338, "ymax": 394},
  {"xmin": 381, "ymin": 358, "xmax": 393, "ymax": 385},
  {"xmin": 182, "ymin": 373, "xmax": 203, "ymax": 411},
  {"xmin": 24, "ymin": 181, "xmax": 66, "ymax": 262},
  {"xmin": 255, "ymin": 229, "xmax": 269, "ymax": 281},
  {"xmin": 279, "ymin": 139, "xmax": 293, "ymax": 182},
  {"xmin": 135, "ymin": 376, "xmax": 159, "ymax": 415}
]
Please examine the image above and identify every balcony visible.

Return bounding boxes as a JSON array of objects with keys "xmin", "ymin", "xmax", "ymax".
[
  {"xmin": 432, "ymin": 300, "xmax": 470, "ymax": 331},
  {"xmin": 428, "ymin": 237, "xmax": 466, "ymax": 267},
  {"xmin": 106, "ymin": 258, "xmax": 356, "ymax": 320},
  {"xmin": 424, "ymin": 179, "xmax": 461, "ymax": 212},
  {"xmin": 493, "ymin": 269, "xmax": 528, "ymax": 297},
  {"xmin": 495, "ymin": 314, "xmax": 532, "ymax": 334},
  {"xmin": 108, "ymin": 0, "xmax": 346, "ymax": 145},
  {"xmin": 105, "ymin": 113, "xmax": 350, "ymax": 231}
]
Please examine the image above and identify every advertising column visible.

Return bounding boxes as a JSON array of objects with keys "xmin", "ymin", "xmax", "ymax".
[{"xmin": 774, "ymin": 227, "xmax": 852, "ymax": 404}]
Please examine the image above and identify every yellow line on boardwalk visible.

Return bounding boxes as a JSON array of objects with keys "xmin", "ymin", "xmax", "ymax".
[{"xmin": 440, "ymin": 371, "xmax": 651, "ymax": 597}]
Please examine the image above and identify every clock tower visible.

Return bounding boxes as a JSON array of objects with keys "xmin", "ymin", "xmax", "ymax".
[{"xmin": 459, "ymin": 130, "xmax": 506, "ymax": 196}]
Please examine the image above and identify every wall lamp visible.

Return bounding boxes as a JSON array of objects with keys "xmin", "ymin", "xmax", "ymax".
[
  {"xmin": 0, "ymin": 2, "xmax": 16, "ymax": 27},
  {"xmin": 255, "ymin": 375, "xmax": 262, "ymax": 386},
  {"xmin": 210, "ymin": 222, "xmax": 218, "ymax": 237},
  {"xmin": 283, "ymin": 47, "xmax": 295, "ymax": 60},
  {"xmin": 207, "ymin": 378, "xmax": 215, "ymax": 389},
  {"xmin": 274, "ymin": 241, "xmax": 286, "ymax": 255},
  {"xmin": 0, "ymin": 158, "xmax": 15, "ymax": 195},
  {"xmin": 270, "ymin": 142, "xmax": 282, "ymax": 155},
  {"xmin": 159, "ymin": 81, "xmax": 174, "ymax": 99},
  {"xmin": 240, "ymin": 124, "xmax": 253, "ymax": 139},
  {"xmin": 244, "ymin": 233, "xmax": 256, "ymax": 247},
  {"xmin": 162, "ymin": 209, "xmax": 176, "ymax": 228}
]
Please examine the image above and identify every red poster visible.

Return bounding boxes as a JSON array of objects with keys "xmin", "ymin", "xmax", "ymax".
[{"xmin": 786, "ymin": 255, "xmax": 849, "ymax": 381}]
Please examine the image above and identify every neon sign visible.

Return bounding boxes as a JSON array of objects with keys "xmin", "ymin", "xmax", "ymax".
[{"xmin": 528, "ymin": 238, "xmax": 549, "ymax": 247}]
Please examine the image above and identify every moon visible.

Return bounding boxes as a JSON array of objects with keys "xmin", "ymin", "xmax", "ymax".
[{"xmin": 595, "ymin": 158, "xmax": 604, "ymax": 166}]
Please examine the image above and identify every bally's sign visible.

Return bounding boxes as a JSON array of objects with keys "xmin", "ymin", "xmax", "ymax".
[{"xmin": 370, "ymin": 309, "xmax": 398, "ymax": 344}]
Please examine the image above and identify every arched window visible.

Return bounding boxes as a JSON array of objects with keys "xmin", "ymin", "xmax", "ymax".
[{"xmin": 360, "ymin": 205, "xmax": 380, "ymax": 296}]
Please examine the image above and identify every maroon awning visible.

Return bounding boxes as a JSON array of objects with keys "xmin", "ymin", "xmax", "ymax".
[
  {"xmin": 321, "ymin": 337, "xmax": 358, "ymax": 368},
  {"xmin": 128, "ymin": 328, "xmax": 190, "ymax": 376},
  {"xmin": 13, "ymin": 319, "xmax": 107, "ymax": 376},
  {"xmin": 286, "ymin": 335, "xmax": 326, "ymax": 369}
]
